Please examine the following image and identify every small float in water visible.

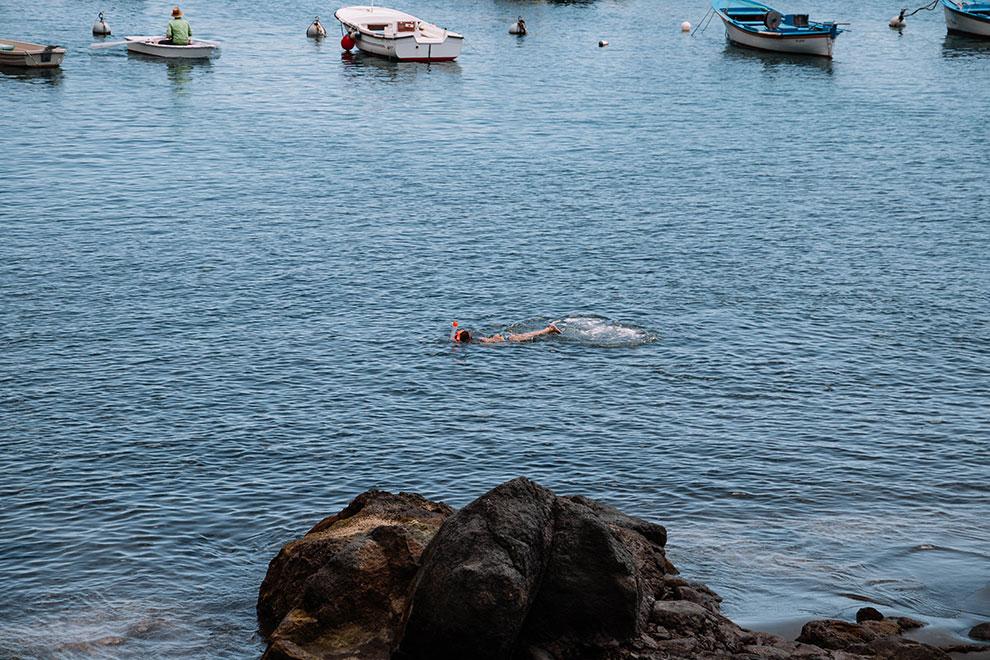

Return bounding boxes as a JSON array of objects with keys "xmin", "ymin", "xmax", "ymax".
[
  {"xmin": 942, "ymin": 0, "xmax": 990, "ymax": 37},
  {"xmin": 124, "ymin": 36, "xmax": 219, "ymax": 59},
  {"xmin": 0, "ymin": 39, "xmax": 65, "ymax": 68},
  {"xmin": 711, "ymin": 0, "xmax": 844, "ymax": 58},
  {"xmin": 334, "ymin": 6, "xmax": 463, "ymax": 62}
]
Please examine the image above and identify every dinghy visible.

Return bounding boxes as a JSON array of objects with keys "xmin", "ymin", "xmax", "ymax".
[
  {"xmin": 711, "ymin": 0, "xmax": 844, "ymax": 58},
  {"xmin": 334, "ymin": 6, "xmax": 463, "ymax": 62},
  {"xmin": 0, "ymin": 39, "xmax": 65, "ymax": 68},
  {"xmin": 942, "ymin": 0, "xmax": 990, "ymax": 37},
  {"xmin": 125, "ymin": 36, "xmax": 218, "ymax": 59}
]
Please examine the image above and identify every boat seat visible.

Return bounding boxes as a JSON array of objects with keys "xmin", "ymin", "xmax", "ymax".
[{"xmin": 726, "ymin": 8, "xmax": 769, "ymax": 21}]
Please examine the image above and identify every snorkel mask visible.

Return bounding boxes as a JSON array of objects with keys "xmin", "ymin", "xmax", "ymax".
[{"xmin": 451, "ymin": 321, "xmax": 470, "ymax": 343}]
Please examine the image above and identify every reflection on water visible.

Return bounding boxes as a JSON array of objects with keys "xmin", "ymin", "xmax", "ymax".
[
  {"xmin": 340, "ymin": 51, "xmax": 462, "ymax": 80},
  {"xmin": 0, "ymin": 65, "xmax": 63, "ymax": 85},
  {"xmin": 721, "ymin": 44, "xmax": 834, "ymax": 74},
  {"xmin": 122, "ymin": 52, "xmax": 213, "ymax": 92},
  {"xmin": 942, "ymin": 33, "xmax": 990, "ymax": 57},
  {"xmin": 167, "ymin": 60, "xmax": 197, "ymax": 91}
]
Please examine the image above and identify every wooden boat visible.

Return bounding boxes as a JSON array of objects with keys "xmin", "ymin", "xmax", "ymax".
[
  {"xmin": 0, "ymin": 39, "xmax": 65, "ymax": 68},
  {"xmin": 942, "ymin": 0, "xmax": 990, "ymax": 37},
  {"xmin": 124, "ymin": 36, "xmax": 218, "ymax": 59},
  {"xmin": 711, "ymin": 0, "xmax": 844, "ymax": 58},
  {"xmin": 334, "ymin": 6, "xmax": 463, "ymax": 62}
]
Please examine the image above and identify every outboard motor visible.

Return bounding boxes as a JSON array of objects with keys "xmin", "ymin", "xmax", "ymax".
[
  {"xmin": 92, "ymin": 11, "xmax": 111, "ymax": 36},
  {"xmin": 307, "ymin": 16, "xmax": 327, "ymax": 38}
]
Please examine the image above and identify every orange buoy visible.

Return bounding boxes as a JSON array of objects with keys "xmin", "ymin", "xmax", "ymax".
[{"xmin": 341, "ymin": 34, "xmax": 355, "ymax": 50}]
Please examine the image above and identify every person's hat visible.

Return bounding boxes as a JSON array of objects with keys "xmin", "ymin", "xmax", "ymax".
[{"xmin": 171, "ymin": 6, "xmax": 183, "ymax": 17}]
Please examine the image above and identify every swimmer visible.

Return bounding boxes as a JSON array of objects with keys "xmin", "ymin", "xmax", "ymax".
[{"xmin": 453, "ymin": 322, "xmax": 561, "ymax": 344}]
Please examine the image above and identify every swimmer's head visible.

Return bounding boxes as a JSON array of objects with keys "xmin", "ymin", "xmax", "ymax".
[{"xmin": 453, "ymin": 329, "xmax": 471, "ymax": 343}]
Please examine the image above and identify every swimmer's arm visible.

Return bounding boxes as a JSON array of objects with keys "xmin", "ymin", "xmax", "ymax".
[
  {"xmin": 478, "ymin": 334, "xmax": 505, "ymax": 344},
  {"xmin": 506, "ymin": 324, "xmax": 561, "ymax": 343}
]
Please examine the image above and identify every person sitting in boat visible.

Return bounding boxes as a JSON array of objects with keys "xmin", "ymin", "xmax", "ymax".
[
  {"xmin": 164, "ymin": 6, "xmax": 192, "ymax": 45},
  {"xmin": 453, "ymin": 323, "xmax": 560, "ymax": 344}
]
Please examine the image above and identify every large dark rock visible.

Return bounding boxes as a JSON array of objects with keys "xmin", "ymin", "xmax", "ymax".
[
  {"xmin": 797, "ymin": 618, "xmax": 947, "ymax": 659},
  {"xmin": 398, "ymin": 477, "xmax": 557, "ymax": 660},
  {"xmin": 971, "ymin": 622, "xmax": 990, "ymax": 641},
  {"xmin": 856, "ymin": 607, "xmax": 885, "ymax": 623},
  {"xmin": 517, "ymin": 496, "xmax": 648, "ymax": 653},
  {"xmin": 258, "ymin": 478, "xmax": 955, "ymax": 660},
  {"xmin": 257, "ymin": 490, "xmax": 452, "ymax": 660}
]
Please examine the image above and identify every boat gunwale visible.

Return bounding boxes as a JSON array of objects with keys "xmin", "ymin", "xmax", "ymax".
[
  {"xmin": 333, "ymin": 7, "xmax": 463, "ymax": 42},
  {"xmin": 711, "ymin": 0, "xmax": 839, "ymax": 37},
  {"xmin": 124, "ymin": 36, "xmax": 219, "ymax": 49},
  {"xmin": 941, "ymin": 0, "xmax": 990, "ymax": 23}
]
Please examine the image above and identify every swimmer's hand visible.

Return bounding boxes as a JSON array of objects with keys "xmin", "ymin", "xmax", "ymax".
[{"xmin": 547, "ymin": 323, "xmax": 561, "ymax": 335}]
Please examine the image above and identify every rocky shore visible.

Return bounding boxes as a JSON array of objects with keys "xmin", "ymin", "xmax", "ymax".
[{"xmin": 258, "ymin": 478, "xmax": 988, "ymax": 660}]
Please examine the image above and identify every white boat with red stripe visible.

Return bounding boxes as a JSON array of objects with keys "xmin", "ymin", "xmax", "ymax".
[{"xmin": 334, "ymin": 6, "xmax": 463, "ymax": 62}]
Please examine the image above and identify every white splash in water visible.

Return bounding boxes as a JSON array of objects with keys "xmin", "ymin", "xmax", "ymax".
[{"xmin": 555, "ymin": 316, "xmax": 655, "ymax": 347}]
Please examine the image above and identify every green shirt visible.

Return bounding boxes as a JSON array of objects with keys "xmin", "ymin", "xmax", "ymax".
[{"xmin": 166, "ymin": 18, "xmax": 191, "ymax": 45}]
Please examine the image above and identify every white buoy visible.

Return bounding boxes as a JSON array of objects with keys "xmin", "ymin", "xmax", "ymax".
[
  {"xmin": 92, "ymin": 11, "xmax": 111, "ymax": 36},
  {"xmin": 307, "ymin": 16, "xmax": 327, "ymax": 38},
  {"xmin": 509, "ymin": 17, "xmax": 527, "ymax": 35},
  {"xmin": 889, "ymin": 10, "xmax": 906, "ymax": 28},
  {"xmin": 681, "ymin": 21, "xmax": 692, "ymax": 32},
  {"xmin": 598, "ymin": 39, "xmax": 609, "ymax": 47}
]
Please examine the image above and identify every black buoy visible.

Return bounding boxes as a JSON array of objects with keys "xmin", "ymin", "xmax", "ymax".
[{"xmin": 92, "ymin": 11, "xmax": 111, "ymax": 36}]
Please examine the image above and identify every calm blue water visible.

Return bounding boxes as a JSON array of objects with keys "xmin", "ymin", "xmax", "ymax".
[{"xmin": 2, "ymin": 0, "xmax": 989, "ymax": 656}]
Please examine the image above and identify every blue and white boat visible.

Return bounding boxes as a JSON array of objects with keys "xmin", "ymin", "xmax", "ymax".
[
  {"xmin": 712, "ymin": 0, "xmax": 844, "ymax": 58},
  {"xmin": 942, "ymin": 0, "xmax": 990, "ymax": 37}
]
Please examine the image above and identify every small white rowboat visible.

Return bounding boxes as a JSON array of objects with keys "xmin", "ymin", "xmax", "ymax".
[
  {"xmin": 125, "ymin": 36, "xmax": 219, "ymax": 59},
  {"xmin": 334, "ymin": 6, "xmax": 463, "ymax": 62},
  {"xmin": 0, "ymin": 39, "xmax": 65, "ymax": 68}
]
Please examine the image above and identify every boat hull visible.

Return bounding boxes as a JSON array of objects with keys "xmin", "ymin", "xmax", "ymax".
[
  {"xmin": 720, "ymin": 18, "xmax": 835, "ymax": 57},
  {"xmin": 334, "ymin": 6, "xmax": 463, "ymax": 62},
  {"xmin": 351, "ymin": 32, "xmax": 462, "ymax": 61},
  {"xmin": 125, "ymin": 36, "xmax": 218, "ymax": 59},
  {"xmin": 942, "ymin": 2, "xmax": 990, "ymax": 37},
  {"xmin": 0, "ymin": 39, "xmax": 65, "ymax": 68}
]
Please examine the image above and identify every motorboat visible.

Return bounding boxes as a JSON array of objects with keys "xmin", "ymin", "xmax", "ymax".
[
  {"xmin": 942, "ymin": 0, "xmax": 990, "ymax": 37},
  {"xmin": 711, "ymin": 0, "xmax": 844, "ymax": 58},
  {"xmin": 0, "ymin": 39, "xmax": 65, "ymax": 68},
  {"xmin": 124, "ymin": 36, "xmax": 219, "ymax": 59},
  {"xmin": 334, "ymin": 6, "xmax": 463, "ymax": 62}
]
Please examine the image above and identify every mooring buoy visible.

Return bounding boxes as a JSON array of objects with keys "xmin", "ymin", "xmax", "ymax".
[
  {"xmin": 509, "ymin": 17, "xmax": 527, "ymax": 35},
  {"xmin": 598, "ymin": 39, "xmax": 609, "ymax": 47},
  {"xmin": 92, "ymin": 11, "xmax": 111, "ymax": 36},
  {"xmin": 307, "ymin": 16, "xmax": 327, "ymax": 38},
  {"xmin": 681, "ymin": 21, "xmax": 692, "ymax": 32}
]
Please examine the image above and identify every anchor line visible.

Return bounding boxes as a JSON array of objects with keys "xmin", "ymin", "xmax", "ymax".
[
  {"xmin": 692, "ymin": 7, "xmax": 716, "ymax": 36},
  {"xmin": 898, "ymin": 0, "xmax": 939, "ymax": 21}
]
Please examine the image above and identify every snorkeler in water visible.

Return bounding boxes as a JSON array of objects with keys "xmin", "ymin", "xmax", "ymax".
[{"xmin": 452, "ymin": 321, "xmax": 561, "ymax": 344}]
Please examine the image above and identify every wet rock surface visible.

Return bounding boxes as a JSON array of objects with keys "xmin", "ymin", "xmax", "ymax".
[
  {"xmin": 257, "ymin": 490, "xmax": 453, "ymax": 660},
  {"xmin": 971, "ymin": 623, "xmax": 990, "ymax": 641},
  {"xmin": 258, "ymin": 478, "xmax": 967, "ymax": 659}
]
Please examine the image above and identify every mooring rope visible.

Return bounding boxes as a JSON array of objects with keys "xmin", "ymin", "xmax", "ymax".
[
  {"xmin": 691, "ymin": 7, "xmax": 716, "ymax": 37},
  {"xmin": 896, "ymin": 0, "xmax": 940, "ymax": 22}
]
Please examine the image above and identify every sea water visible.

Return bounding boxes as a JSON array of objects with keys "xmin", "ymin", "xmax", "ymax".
[{"xmin": 1, "ymin": 0, "xmax": 988, "ymax": 655}]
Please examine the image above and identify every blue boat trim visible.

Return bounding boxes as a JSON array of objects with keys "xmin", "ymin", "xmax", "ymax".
[
  {"xmin": 712, "ymin": 0, "xmax": 844, "ymax": 39},
  {"xmin": 941, "ymin": 0, "xmax": 990, "ymax": 24}
]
